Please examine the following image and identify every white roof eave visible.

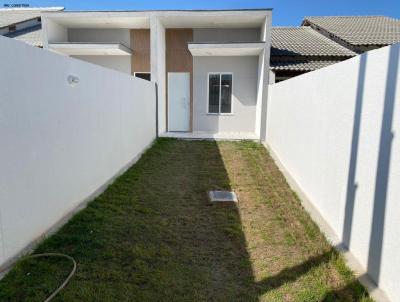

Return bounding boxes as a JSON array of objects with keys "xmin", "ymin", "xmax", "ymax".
[
  {"xmin": 48, "ymin": 42, "xmax": 132, "ymax": 56},
  {"xmin": 188, "ymin": 42, "xmax": 265, "ymax": 56}
]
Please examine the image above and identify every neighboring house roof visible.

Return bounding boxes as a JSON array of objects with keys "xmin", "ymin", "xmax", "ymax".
[
  {"xmin": 0, "ymin": 7, "xmax": 62, "ymax": 28},
  {"xmin": 270, "ymin": 60, "xmax": 340, "ymax": 71},
  {"xmin": 0, "ymin": 9, "xmax": 41, "ymax": 28},
  {"xmin": 271, "ymin": 27, "xmax": 356, "ymax": 57},
  {"xmin": 302, "ymin": 16, "xmax": 400, "ymax": 46},
  {"xmin": 0, "ymin": 7, "xmax": 63, "ymax": 47},
  {"xmin": 4, "ymin": 24, "xmax": 43, "ymax": 47},
  {"xmin": 270, "ymin": 27, "xmax": 356, "ymax": 72}
]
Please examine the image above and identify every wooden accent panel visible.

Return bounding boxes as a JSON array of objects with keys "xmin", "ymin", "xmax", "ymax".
[
  {"xmin": 166, "ymin": 29, "xmax": 193, "ymax": 131},
  {"xmin": 166, "ymin": 29, "xmax": 193, "ymax": 72},
  {"xmin": 130, "ymin": 29, "xmax": 150, "ymax": 74}
]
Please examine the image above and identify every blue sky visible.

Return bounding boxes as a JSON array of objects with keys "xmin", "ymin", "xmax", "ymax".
[{"xmin": 1, "ymin": 0, "xmax": 400, "ymax": 26}]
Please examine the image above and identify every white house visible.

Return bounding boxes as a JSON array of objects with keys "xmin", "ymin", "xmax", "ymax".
[{"xmin": 41, "ymin": 9, "xmax": 272, "ymax": 140}]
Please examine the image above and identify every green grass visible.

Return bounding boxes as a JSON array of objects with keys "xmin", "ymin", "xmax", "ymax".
[{"xmin": 0, "ymin": 139, "xmax": 373, "ymax": 301}]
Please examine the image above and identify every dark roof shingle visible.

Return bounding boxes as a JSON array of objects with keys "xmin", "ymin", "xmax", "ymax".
[
  {"xmin": 270, "ymin": 60, "xmax": 345, "ymax": 71},
  {"xmin": 4, "ymin": 24, "xmax": 43, "ymax": 47},
  {"xmin": 303, "ymin": 16, "xmax": 400, "ymax": 46}
]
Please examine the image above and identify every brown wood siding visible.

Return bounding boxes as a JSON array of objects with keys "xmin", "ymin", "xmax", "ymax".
[
  {"xmin": 130, "ymin": 29, "xmax": 150, "ymax": 75},
  {"xmin": 166, "ymin": 29, "xmax": 193, "ymax": 132}
]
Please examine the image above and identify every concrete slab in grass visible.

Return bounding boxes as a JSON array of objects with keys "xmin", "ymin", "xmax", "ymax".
[{"xmin": 208, "ymin": 191, "xmax": 238, "ymax": 204}]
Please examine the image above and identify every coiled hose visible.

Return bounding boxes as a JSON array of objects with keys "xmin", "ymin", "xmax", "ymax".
[{"xmin": 2, "ymin": 253, "xmax": 77, "ymax": 302}]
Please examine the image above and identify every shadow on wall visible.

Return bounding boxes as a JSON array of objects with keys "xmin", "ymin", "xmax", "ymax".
[
  {"xmin": 367, "ymin": 44, "xmax": 400, "ymax": 283},
  {"xmin": 341, "ymin": 44, "xmax": 400, "ymax": 286},
  {"xmin": 342, "ymin": 53, "xmax": 368, "ymax": 249}
]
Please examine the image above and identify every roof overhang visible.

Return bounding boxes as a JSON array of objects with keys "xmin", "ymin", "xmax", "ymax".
[
  {"xmin": 188, "ymin": 42, "xmax": 265, "ymax": 56},
  {"xmin": 42, "ymin": 9, "xmax": 271, "ymax": 29},
  {"xmin": 43, "ymin": 12, "xmax": 150, "ymax": 28},
  {"xmin": 48, "ymin": 42, "xmax": 132, "ymax": 55},
  {"xmin": 157, "ymin": 10, "xmax": 270, "ymax": 28}
]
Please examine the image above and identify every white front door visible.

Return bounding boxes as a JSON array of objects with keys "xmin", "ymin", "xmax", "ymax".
[{"xmin": 168, "ymin": 72, "xmax": 190, "ymax": 132}]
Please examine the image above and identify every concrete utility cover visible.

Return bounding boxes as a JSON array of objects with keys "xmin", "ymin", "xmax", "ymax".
[{"xmin": 209, "ymin": 191, "xmax": 238, "ymax": 203}]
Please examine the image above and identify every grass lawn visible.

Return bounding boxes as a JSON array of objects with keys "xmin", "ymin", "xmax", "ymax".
[{"xmin": 0, "ymin": 139, "xmax": 372, "ymax": 301}]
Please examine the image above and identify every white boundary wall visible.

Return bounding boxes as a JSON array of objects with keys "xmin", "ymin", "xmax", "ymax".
[
  {"xmin": 0, "ymin": 36, "xmax": 156, "ymax": 268},
  {"xmin": 265, "ymin": 44, "xmax": 400, "ymax": 302}
]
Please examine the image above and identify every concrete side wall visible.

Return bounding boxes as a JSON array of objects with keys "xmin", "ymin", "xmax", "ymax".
[
  {"xmin": 0, "ymin": 36, "xmax": 156, "ymax": 268},
  {"xmin": 193, "ymin": 28, "xmax": 261, "ymax": 42},
  {"xmin": 193, "ymin": 56, "xmax": 258, "ymax": 133},
  {"xmin": 266, "ymin": 44, "xmax": 400, "ymax": 302},
  {"xmin": 72, "ymin": 55, "xmax": 131, "ymax": 74}
]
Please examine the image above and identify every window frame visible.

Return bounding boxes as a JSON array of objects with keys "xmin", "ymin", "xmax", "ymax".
[
  {"xmin": 133, "ymin": 72, "xmax": 151, "ymax": 81},
  {"xmin": 207, "ymin": 72, "xmax": 234, "ymax": 115}
]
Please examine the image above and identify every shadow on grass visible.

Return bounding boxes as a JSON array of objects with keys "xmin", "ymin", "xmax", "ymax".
[
  {"xmin": 0, "ymin": 139, "xmax": 370, "ymax": 301},
  {"xmin": 321, "ymin": 277, "xmax": 372, "ymax": 302},
  {"xmin": 0, "ymin": 139, "xmax": 255, "ymax": 301},
  {"xmin": 255, "ymin": 249, "xmax": 333, "ymax": 294}
]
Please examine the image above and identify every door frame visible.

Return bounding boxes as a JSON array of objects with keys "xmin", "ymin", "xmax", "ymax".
[{"xmin": 167, "ymin": 72, "xmax": 191, "ymax": 132}]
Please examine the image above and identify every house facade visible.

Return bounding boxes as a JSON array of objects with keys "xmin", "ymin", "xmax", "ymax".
[{"xmin": 41, "ymin": 9, "xmax": 272, "ymax": 140}]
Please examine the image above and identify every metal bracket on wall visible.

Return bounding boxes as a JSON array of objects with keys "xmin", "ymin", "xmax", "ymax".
[{"xmin": 155, "ymin": 82, "xmax": 159, "ymax": 138}]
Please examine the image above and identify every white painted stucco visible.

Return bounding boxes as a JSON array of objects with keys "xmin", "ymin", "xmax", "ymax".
[
  {"xmin": 67, "ymin": 29, "xmax": 132, "ymax": 74},
  {"xmin": 0, "ymin": 36, "xmax": 156, "ymax": 269},
  {"xmin": 193, "ymin": 28, "xmax": 261, "ymax": 42},
  {"xmin": 193, "ymin": 56, "xmax": 258, "ymax": 133},
  {"xmin": 266, "ymin": 44, "xmax": 400, "ymax": 302},
  {"xmin": 42, "ymin": 10, "xmax": 269, "ymax": 29},
  {"xmin": 255, "ymin": 15, "xmax": 272, "ymax": 140},
  {"xmin": 72, "ymin": 55, "xmax": 131, "ymax": 74},
  {"xmin": 150, "ymin": 16, "xmax": 166, "ymax": 134},
  {"xmin": 68, "ymin": 28, "xmax": 131, "ymax": 46},
  {"xmin": 50, "ymin": 43, "xmax": 132, "ymax": 56},
  {"xmin": 42, "ymin": 18, "xmax": 67, "ymax": 46},
  {"xmin": 188, "ymin": 42, "xmax": 265, "ymax": 56},
  {"xmin": 43, "ymin": 25, "xmax": 133, "ymax": 75}
]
